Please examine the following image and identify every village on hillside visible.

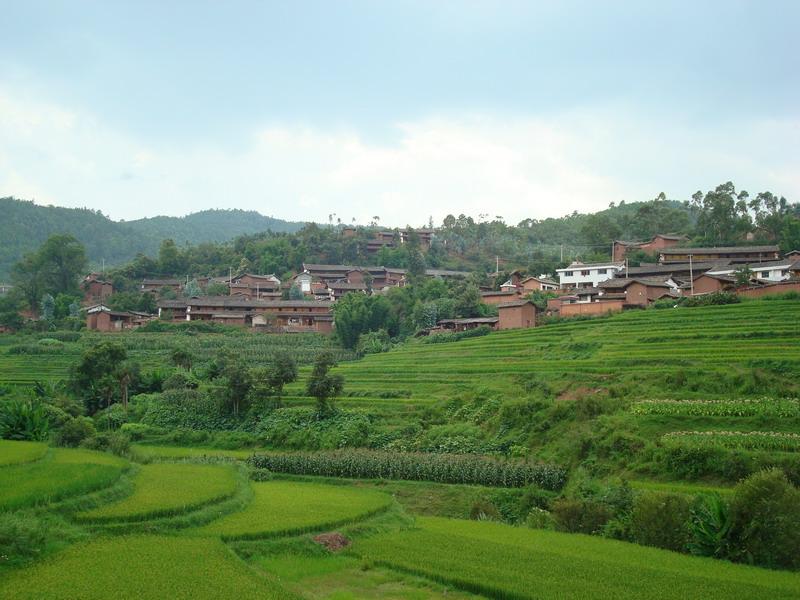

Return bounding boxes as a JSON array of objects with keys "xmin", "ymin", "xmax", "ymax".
[{"xmin": 61, "ymin": 229, "xmax": 800, "ymax": 334}]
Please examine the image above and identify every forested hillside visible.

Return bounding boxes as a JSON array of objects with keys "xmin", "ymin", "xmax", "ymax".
[{"xmin": 0, "ymin": 198, "xmax": 305, "ymax": 279}]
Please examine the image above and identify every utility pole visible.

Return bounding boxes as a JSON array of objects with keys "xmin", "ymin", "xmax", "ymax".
[
  {"xmin": 102, "ymin": 258, "xmax": 105, "ymax": 275},
  {"xmin": 496, "ymin": 256, "xmax": 500, "ymax": 274},
  {"xmin": 689, "ymin": 254, "xmax": 694, "ymax": 296},
  {"xmin": 560, "ymin": 244, "xmax": 564, "ymax": 263}
]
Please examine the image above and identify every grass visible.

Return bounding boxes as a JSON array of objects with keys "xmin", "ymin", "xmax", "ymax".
[
  {"xmin": 354, "ymin": 516, "xmax": 800, "ymax": 600},
  {"xmin": 76, "ymin": 463, "xmax": 238, "ymax": 522},
  {"xmin": 195, "ymin": 480, "xmax": 393, "ymax": 540},
  {"xmin": 130, "ymin": 444, "xmax": 256, "ymax": 461},
  {"xmin": 629, "ymin": 479, "xmax": 734, "ymax": 497},
  {"xmin": 0, "ymin": 449, "xmax": 128, "ymax": 511},
  {"xmin": 254, "ymin": 553, "xmax": 479, "ymax": 599},
  {"xmin": 0, "ymin": 440, "xmax": 48, "ymax": 466},
  {"xmin": 0, "ymin": 534, "xmax": 296, "ymax": 599},
  {"xmin": 0, "ymin": 330, "xmax": 355, "ymax": 386}
]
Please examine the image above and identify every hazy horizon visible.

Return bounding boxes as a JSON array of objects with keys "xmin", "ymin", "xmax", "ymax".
[{"xmin": 2, "ymin": 1, "xmax": 798, "ymax": 226}]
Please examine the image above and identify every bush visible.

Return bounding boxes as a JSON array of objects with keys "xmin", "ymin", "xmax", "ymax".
[
  {"xmin": 525, "ymin": 507, "xmax": 555, "ymax": 529},
  {"xmin": 55, "ymin": 416, "xmax": 96, "ymax": 447},
  {"xmin": 421, "ymin": 325, "xmax": 493, "ymax": 344},
  {"xmin": 119, "ymin": 422, "xmax": 166, "ymax": 441},
  {"xmin": 248, "ymin": 467, "xmax": 273, "ymax": 482},
  {"xmin": 162, "ymin": 372, "xmax": 199, "ymax": 391},
  {"xmin": 0, "ymin": 512, "xmax": 75, "ymax": 566},
  {"xmin": 687, "ymin": 494, "xmax": 732, "ymax": 559},
  {"xmin": 0, "ymin": 398, "xmax": 51, "ymax": 441},
  {"xmin": 469, "ymin": 500, "xmax": 502, "ymax": 521},
  {"xmin": 551, "ymin": 498, "xmax": 612, "ymax": 534},
  {"xmin": 80, "ymin": 431, "xmax": 131, "ymax": 456},
  {"xmin": 728, "ymin": 469, "xmax": 800, "ymax": 569},
  {"xmin": 630, "ymin": 491, "xmax": 691, "ymax": 552}
]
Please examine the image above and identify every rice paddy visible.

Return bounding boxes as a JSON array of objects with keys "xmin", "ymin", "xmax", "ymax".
[
  {"xmin": 353, "ymin": 517, "xmax": 800, "ymax": 600},
  {"xmin": 196, "ymin": 480, "xmax": 392, "ymax": 539},
  {"xmin": 0, "ymin": 448, "xmax": 127, "ymax": 510},
  {"xmin": 0, "ymin": 440, "xmax": 48, "ymax": 466},
  {"xmin": 0, "ymin": 535, "xmax": 295, "ymax": 600},
  {"xmin": 76, "ymin": 463, "xmax": 239, "ymax": 522}
]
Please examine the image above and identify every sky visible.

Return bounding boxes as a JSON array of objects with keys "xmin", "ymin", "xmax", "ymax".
[{"xmin": 1, "ymin": 0, "xmax": 798, "ymax": 227}]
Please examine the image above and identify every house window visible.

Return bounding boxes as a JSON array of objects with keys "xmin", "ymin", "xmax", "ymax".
[
  {"xmin": 597, "ymin": 269, "xmax": 607, "ymax": 274},
  {"xmin": 564, "ymin": 271, "xmax": 573, "ymax": 277},
  {"xmin": 581, "ymin": 270, "xmax": 590, "ymax": 276},
  {"xmin": 760, "ymin": 272, "xmax": 768, "ymax": 278}
]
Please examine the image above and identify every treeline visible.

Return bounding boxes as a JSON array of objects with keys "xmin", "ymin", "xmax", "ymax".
[{"xmin": 0, "ymin": 198, "xmax": 304, "ymax": 279}]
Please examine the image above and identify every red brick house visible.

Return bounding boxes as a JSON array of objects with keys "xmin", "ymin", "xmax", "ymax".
[
  {"xmin": 497, "ymin": 299, "xmax": 536, "ymax": 330},
  {"xmin": 85, "ymin": 305, "xmax": 152, "ymax": 331},
  {"xmin": 659, "ymin": 245, "xmax": 780, "ymax": 265},
  {"xmin": 612, "ymin": 234, "xmax": 687, "ymax": 262},
  {"xmin": 82, "ymin": 274, "xmax": 114, "ymax": 305}
]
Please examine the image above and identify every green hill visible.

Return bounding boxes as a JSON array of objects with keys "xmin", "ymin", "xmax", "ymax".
[{"xmin": 0, "ymin": 197, "xmax": 305, "ymax": 279}]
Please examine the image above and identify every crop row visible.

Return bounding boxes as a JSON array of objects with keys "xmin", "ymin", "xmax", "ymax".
[
  {"xmin": 249, "ymin": 449, "xmax": 567, "ymax": 490},
  {"xmin": 632, "ymin": 398, "xmax": 800, "ymax": 418},
  {"xmin": 662, "ymin": 431, "xmax": 800, "ymax": 453}
]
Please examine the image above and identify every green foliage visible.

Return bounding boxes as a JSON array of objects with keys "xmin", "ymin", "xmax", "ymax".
[
  {"xmin": 551, "ymin": 498, "xmax": 612, "ymax": 534},
  {"xmin": 682, "ymin": 291, "xmax": 740, "ymax": 307},
  {"xmin": 728, "ymin": 469, "xmax": 800, "ymax": 569},
  {"xmin": 250, "ymin": 450, "xmax": 567, "ymax": 490},
  {"xmin": 0, "ymin": 511, "xmax": 79, "ymax": 568},
  {"xmin": 55, "ymin": 416, "xmax": 96, "ymax": 447},
  {"xmin": 333, "ymin": 293, "xmax": 392, "ymax": 349},
  {"xmin": 421, "ymin": 325, "xmax": 493, "ymax": 344},
  {"xmin": 306, "ymin": 352, "xmax": 344, "ymax": 415},
  {"xmin": 687, "ymin": 494, "xmax": 732, "ymax": 559},
  {"xmin": 630, "ymin": 491, "xmax": 691, "ymax": 551},
  {"xmin": 0, "ymin": 398, "xmax": 50, "ymax": 441},
  {"xmin": 70, "ymin": 340, "xmax": 128, "ymax": 414}
]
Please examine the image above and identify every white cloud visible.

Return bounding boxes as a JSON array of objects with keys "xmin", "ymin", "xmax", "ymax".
[{"xmin": 0, "ymin": 87, "xmax": 797, "ymax": 226}]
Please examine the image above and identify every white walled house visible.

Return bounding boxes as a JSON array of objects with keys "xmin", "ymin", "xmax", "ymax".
[
  {"xmin": 706, "ymin": 260, "xmax": 800, "ymax": 283},
  {"xmin": 556, "ymin": 262, "xmax": 625, "ymax": 288}
]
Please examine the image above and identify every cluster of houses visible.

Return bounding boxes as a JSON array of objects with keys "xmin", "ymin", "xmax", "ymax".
[{"xmin": 80, "ymin": 238, "xmax": 800, "ymax": 334}]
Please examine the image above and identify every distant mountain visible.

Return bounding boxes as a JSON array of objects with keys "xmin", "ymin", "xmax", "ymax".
[{"xmin": 0, "ymin": 198, "xmax": 305, "ymax": 279}]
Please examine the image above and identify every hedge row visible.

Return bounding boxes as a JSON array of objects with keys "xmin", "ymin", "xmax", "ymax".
[{"xmin": 249, "ymin": 449, "xmax": 567, "ymax": 490}]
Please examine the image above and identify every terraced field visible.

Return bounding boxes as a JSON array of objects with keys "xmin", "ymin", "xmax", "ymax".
[
  {"xmin": 76, "ymin": 463, "xmax": 239, "ymax": 522},
  {"xmin": 311, "ymin": 300, "xmax": 800, "ymax": 402},
  {"xmin": 354, "ymin": 517, "xmax": 800, "ymax": 600},
  {"xmin": 3, "ymin": 441, "xmax": 800, "ymax": 599},
  {"xmin": 196, "ymin": 480, "xmax": 392, "ymax": 540},
  {"xmin": 0, "ymin": 330, "xmax": 354, "ymax": 386},
  {"xmin": 0, "ymin": 448, "xmax": 128, "ymax": 510}
]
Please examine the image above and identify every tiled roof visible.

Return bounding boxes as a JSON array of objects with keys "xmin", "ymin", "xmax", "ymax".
[{"xmin": 660, "ymin": 245, "xmax": 779, "ymax": 255}]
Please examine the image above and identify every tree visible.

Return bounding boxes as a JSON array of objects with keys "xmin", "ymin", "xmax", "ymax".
[
  {"xmin": 171, "ymin": 348, "xmax": 193, "ymax": 370},
  {"xmin": 333, "ymin": 293, "xmax": 391, "ymax": 349},
  {"xmin": 733, "ymin": 266, "xmax": 753, "ymax": 287},
  {"xmin": 267, "ymin": 351, "xmax": 298, "ymax": 395},
  {"xmin": 220, "ymin": 358, "xmax": 252, "ymax": 417},
  {"xmin": 36, "ymin": 234, "xmax": 87, "ymax": 295},
  {"xmin": 115, "ymin": 361, "xmax": 140, "ymax": 412},
  {"xmin": 289, "ymin": 284, "xmax": 304, "ymax": 300},
  {"xmin": 158, "ymin": 239, "xmax": 183, "ymax": 275},
  {"xmin": 183, "ymin": 278, "xmax": 202, "ymax": 297},
  {"xmin": 71, "ymin": 341, "xmax": 128, "ymax": 414},
  {"xmin": 39, "ymin": 294, "xmax": 55, "ymax": 323},
  {"xmin": 306, "ymin": 352, "xmax": 344, "ymax": 415}
]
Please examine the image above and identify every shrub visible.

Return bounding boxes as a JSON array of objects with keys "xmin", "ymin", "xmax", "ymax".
[
  {"xmin": 119, "ymin": 422, "xmax": 166, "ymax": 441},
  {"xmin": 0, "ymin": 398, "xmax": 51, "ymax": 441},
  {"xmin": 630, "ymin": 491, "xmax": 691, "ymax": 552},
  {"xmin": 728, "ymin": 469, "xmax": 800, "ymax": 569},
  {"xmin": 687, "ymin": 494, "xmax": 732, "ymax": 559},
  {"xmin": 248, "ymin": 467, "xmax": 273, "ymax": 482},
  {"xmin": 525, "ymin": 507, "xmax": 555, "ymax": 529},
  {"xmin": 551, "ymin": 498, "xmax": 612, "ymax": 534},
  {"xmin": 56, "ymin": 417, "xmax": 96, "ymax": 447},
  {"xmin": 0, "ymin": 512, "xmax": 75, "ymax": 566},
  {"xmin": 80, "ymin": 431, "xmax": 131, "ymax": 456},
  {"xmin": 469, "ymin": 500, "xmax": 502, "ymax": 521},
  {"xmin": 162, "ymin": 372, "xmax": 199, "ymax": 391}
]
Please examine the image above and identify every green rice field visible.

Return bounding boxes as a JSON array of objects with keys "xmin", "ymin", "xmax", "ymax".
[
  {"xmin": 0, "ymin": 439, "xmax": 48, "ymax": 466},
  {"xmin": 0, "ymin": 448, "xmax": 127, "ymax": 510},
  {"xmin": 196, "ymin": 480, "xmax": 392, "ymax": 540},
  {"xmin": 0, "ymin": 535, "xmax": 295, "ymax": 600},
  {"xmin": 354, "ymin": 517, "xmax": 800, "ymax": 600},
  {"xmin": 76, "ymin": 463, "xmax": 238, "ymax": 522}
]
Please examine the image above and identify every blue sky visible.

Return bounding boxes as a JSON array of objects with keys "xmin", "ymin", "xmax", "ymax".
[{"xmin": 1, "ymin": 1, "xmax": 798, "ymax": 225}]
